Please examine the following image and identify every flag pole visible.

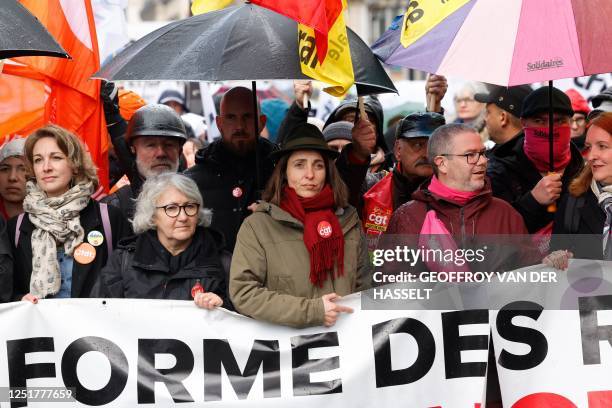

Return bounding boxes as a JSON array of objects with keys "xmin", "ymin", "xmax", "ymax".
[
  {"xmin": 547, "ymin": 80, "xmax": 556, "ymax": 213},
  {"xmin": 252, "ymin": 80, "xmax": 261, "ymax": 197}
]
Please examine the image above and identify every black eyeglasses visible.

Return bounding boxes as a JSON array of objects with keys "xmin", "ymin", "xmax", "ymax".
[
  {"xmin": 440, "ymin": 149, "xmax": 487, "ymax": 165},
  {"xmin": 156, "ymin": 203, "xmax": 200, "ymax": 218}
]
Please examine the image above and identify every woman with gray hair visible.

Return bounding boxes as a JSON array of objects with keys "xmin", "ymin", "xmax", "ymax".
[{"xmin": 94, "ymin": 173, "xmax": 229, "ymax": 309}]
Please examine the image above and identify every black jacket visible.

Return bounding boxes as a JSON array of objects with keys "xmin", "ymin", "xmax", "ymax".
[
  {"xmin": 487, "ymin": 134, "xmax": 584, "ymax": 233},
  {"xmin": 184, "ymin": 137, "xmax": 278, "ymax": 250},
  {"xmin": 7, "ymin": 200, "xmax": 132, "ymax": 301},
  {"xmin": 0, "ymin": 217, "xmax": 14, "ymax": 303},
  {"xmin": 102, "ymin": 99, "xmax": 144, "ymax": 194},
  {"xmin": 101, "ymin": 184, "xmax": 137, "ymax": 221},
  {"xmin": 93, "ymin": 227, "xmax": 232, "ymax": 307},
  {"xmin": 552, "ymin": 189, "xmax": 606, "ymax": 260}
]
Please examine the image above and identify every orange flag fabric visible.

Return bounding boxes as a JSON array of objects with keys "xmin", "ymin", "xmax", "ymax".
[{"xmin": 0, "ymin": 0, "xmax": 109, "ymax": 190}]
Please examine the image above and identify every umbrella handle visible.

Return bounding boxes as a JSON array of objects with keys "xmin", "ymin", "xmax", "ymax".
[
  {"xmin": 358, "ymin": 96, "xmax": 367, "ymax": 121},
  {"xmin": 303, "ymin": 93, "xmax": 309, "ymax": 111},
  {"xmin": 546, "ymin": 171, "xmax": 557, "ymax": 213}
]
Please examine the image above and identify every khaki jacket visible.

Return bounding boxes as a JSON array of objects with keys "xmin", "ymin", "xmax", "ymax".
[{"xmin": 230, "ymin": 201, "xmax": 370, "ymax": 328}]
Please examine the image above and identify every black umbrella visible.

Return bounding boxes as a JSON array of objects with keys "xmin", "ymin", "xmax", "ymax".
[
  {"xmin": 94, "ymin": 3, "xmax": 396, "ymax": 95},
  {"xmin": 0, "ymin": 0, "xmax": 69, "ymax": 59},
  {"xmin": 95, "ymin": 3, "xmax": 396, "ymax": 192}
]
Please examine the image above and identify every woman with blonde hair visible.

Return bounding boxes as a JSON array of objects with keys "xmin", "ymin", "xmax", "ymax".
[
  {"xmin": 8, "ymin": 125, "xmax": 131, "ymax": 302},
  {"xmin": 230, "ymin": 123, "xmax": 369, "ymax": 328},
  {"xmin": 552, "ymin": 112, "xmax": 612, "ymax": 260}
]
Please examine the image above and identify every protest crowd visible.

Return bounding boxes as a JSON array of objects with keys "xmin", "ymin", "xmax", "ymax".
[{"xmin": 1, "ymin": 0, "xmax": 612, "ymax": 406}]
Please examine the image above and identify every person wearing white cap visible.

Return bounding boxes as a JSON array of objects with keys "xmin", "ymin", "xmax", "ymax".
[{"xmin": 0, "ymin": 138, "xmax": 27, "ymax": 219}]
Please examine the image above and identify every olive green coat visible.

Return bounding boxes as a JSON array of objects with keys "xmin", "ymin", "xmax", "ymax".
[{"xmin": 229, "ymin": 201, "xmax": 370, "ymax": 328}]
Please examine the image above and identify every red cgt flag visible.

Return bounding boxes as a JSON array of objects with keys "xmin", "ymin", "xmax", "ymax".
[
  {"xmin": 250, "ymin": 0, "xmax": 343, "ymax": 63},
  {"xmin": 0, "ymin": 0, "xmax": 109, "ymax": 191}
]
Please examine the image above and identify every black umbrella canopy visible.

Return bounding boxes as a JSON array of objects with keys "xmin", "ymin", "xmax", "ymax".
[
  {"xmin": 95, "ymin": 3, "xmax": 396, "ymax": 95},
  {"xmin": 0, "ymin": 0, "xmax": 69, "ymax": 60}
]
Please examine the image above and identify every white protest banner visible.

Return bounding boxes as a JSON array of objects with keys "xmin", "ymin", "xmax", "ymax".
[
  {"xmin": 485, "ymin": 260, "xmax": 612, "ymax": 407},
  {"xmin": 0, "ymin": 295, "xmax": 486, "ymax": 407},
  {"xmin": 550, "ymin": 73, "xmax": 612, "ymax": 104},
  {"xmin": 3, "ymin": 261, "xmax": 611, "ymax": 407}
]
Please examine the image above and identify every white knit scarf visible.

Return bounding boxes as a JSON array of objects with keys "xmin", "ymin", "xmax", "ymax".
[{"xmin": 23, "ymin": 180, "xmax": 93, "ymax": 298}]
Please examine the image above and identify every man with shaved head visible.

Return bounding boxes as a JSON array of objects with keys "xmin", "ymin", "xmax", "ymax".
[{"xmin": 185, "ymin": 87, "xmax": 278, "ymax": 250}]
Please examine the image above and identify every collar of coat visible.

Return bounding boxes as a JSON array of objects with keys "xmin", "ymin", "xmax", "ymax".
[
  {"xmin": 18, "ymin": 199, "xmax": 100, "ymax": 235},
  {"xmin": 118, "ymin": 226, "xmax": 226, "ymax": 274},
  {"xmin": 253, "ymin": 200, "xmax": 360, "ymax": 234},
  {"xmin": 411, "ymin": 177, "xmax": 494, "ymax": 220}
]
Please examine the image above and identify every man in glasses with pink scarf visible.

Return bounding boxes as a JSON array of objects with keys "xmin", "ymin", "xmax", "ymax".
[
  {"xmin": 386, "ymin": 123, "xmax": 529, "ymax": 240},
  {"xmin": 384, "ymin": 123, "xmax": 533, "ymax": 407}
]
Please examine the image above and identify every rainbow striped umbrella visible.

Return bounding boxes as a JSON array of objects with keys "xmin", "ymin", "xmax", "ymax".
[{"xmin": 372, "ymin": 0, "xmax": 612, "ymax": 86}]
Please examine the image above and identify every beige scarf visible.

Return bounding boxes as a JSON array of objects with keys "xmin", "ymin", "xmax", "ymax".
[{"xmin": 23, "ymin": 180, "xmax": 93, "ymax": 298}]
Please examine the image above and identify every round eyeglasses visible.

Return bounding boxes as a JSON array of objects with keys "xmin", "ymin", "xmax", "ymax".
[
  {"xmin": 440, "ymin": 149, "xmax": 487, "ymax": 165},
  {"xmin": 156, "ymin": 203, "xmax": 200, "ymax": 218}
]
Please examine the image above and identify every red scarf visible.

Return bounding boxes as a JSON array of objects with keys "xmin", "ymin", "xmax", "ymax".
[
  {"xmin": 280, "ymin": 185, "xmax": 344, "ymax": 287},
  {"xmin": 428, "ymin": 175, "xmax": 480, "ymax": 205},
  {"xmin": 523, "ymin": 126, "xmax": 571, "ymax": 173}
]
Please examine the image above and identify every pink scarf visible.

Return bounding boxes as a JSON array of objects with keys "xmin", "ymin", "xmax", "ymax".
[{"xmin": 428, "ymin": 175, "xmax": 480, "ymax": 205}]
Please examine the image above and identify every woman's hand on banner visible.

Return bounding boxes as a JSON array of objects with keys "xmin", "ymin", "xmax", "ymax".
[
  {"xmin": 21, "ymin": 293, "xmax": 39, "ymax": 304},
  {"xmin": 322, "ymin": 293, "xmax": 354, "ymax": 327},
  {"xmin": 543, "ymin": 249, "xmax": 573, "ymax": 270},
  {"xmin": 194, "ymin": 292, "xmax": 223, "ymax": 310}
]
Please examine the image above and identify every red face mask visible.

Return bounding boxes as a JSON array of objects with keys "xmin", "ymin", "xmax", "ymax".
[{"xmin": 523, "ymin": 126, "xmax": 571, "ymax": 173}]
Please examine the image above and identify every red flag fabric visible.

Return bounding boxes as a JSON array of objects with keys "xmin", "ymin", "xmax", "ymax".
[
  {"xmin": 251, "ymin": 0, "xmax": 343, "ymax": 63},
  {"xmin": 0, "ymin": 0, "xmax": 109, "ymax": 190}
]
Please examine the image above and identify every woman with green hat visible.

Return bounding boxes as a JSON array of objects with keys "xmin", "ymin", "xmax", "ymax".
[{"xmin": 229, "ymin": 123, "xmax": 370, "ymax": 328}]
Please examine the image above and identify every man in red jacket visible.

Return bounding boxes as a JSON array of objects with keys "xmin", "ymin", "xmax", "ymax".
[
  {"xmin": 383, "ymin": 124, "xmax": 539, "ymax": 407},
  {"xmin": 384, "ymin": 123, "xmax": 535, "ymax": 275},
  {"xmin": 387, "ymin": 123, "xmax": 528, "ymax": 236}
]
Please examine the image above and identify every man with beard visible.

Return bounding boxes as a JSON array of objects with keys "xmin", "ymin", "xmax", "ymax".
[
  {"xmin": 184, "ymin": 87, "xmax": 278, "ymax": 251},
  {"xmin": 102, "ymin": 104, "xmax": 187, "ymax": 219},
  {"xmin": 186, "ymin": 86, "xmax": 377, "ymax": 251},
  {"xmin": 362, "ymin": 112, "xmax": 445, "ymax": 248}
]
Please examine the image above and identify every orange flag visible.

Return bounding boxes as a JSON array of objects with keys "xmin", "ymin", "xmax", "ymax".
[{"xmin": 0, "ymin": 0, "xmax": 109, "ymax": 190}]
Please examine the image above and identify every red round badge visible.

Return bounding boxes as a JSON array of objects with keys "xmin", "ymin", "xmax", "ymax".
[
  {"xmin": 317, "ymin": 221, "xmax": 333, "ymax": 238},
  {"xmin": 232, "ymin": 187, "xmax": 243, "ymax": 198},
  {"xmin": 191, "ymin": 281, "xmax": 205, "ymax": 299}
]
